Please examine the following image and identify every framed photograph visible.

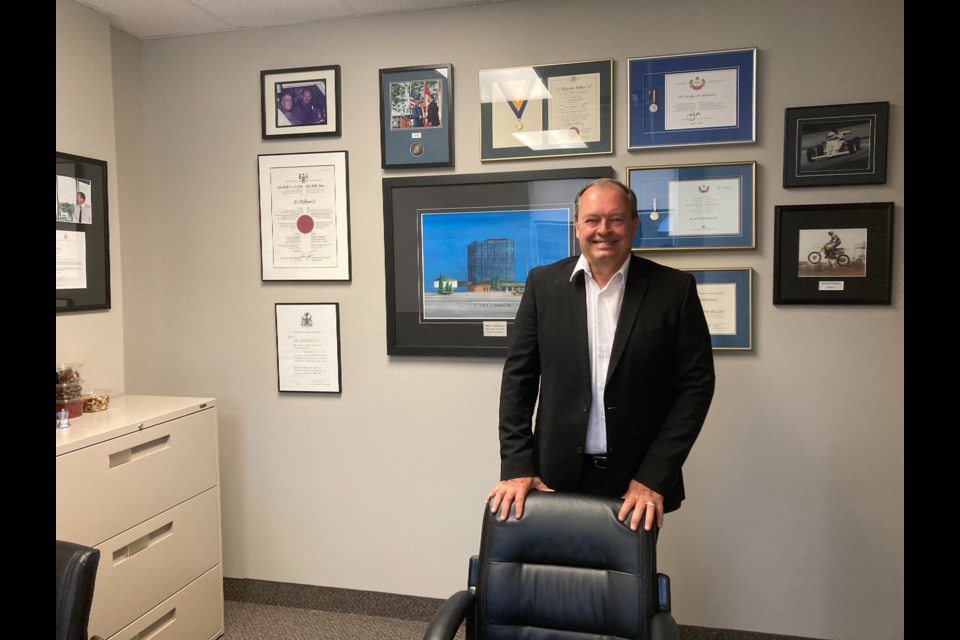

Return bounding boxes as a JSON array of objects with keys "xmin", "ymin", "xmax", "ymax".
[
  {"xmin": 627, "ymin": 161, "xmax": 756, "ymax": 251},
  {"xmin": 275, "ymin": 303, "xmax": 342, "ymax": 393},
  {"xmin": 261, "ymin": 65, "xmax": 341, "ymax": 139},
  {"xmin": 628, "ymin": 48, "xmax": 756, "ymax": 150},
  {"xmin": 479, "ymin": 59, "xmax": 613, "ymax": 161},
  {"xmin": 258, "ymin": 151, "xmax": 351, "ymax": 281},
  {"xmin": 56, "ymin": 151, "xmax": 110, "ymax": 312},
  {"xmin": 383, "ymin": 166, "xmax": 613, "ymax": 357},
  {"xmin": 379, "ymin": 64, "xmax": 453, "ymax": 169},
  {"xmin": 684, "ymin": 268, "xmax": 752, "ymax": 350},
  {"xmin": 773, "ymin": 202, "xmax": 894, "ymax": 305},
  {"xmin": 783, "ymin": 101, "xmax": 889, "ymax": 187}
]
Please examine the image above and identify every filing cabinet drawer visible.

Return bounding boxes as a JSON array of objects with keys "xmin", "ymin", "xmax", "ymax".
[
  {"xmin": 107, "ymin": 564, "xmax": 224, "ymax": 640},
  {"xmin": 56, "ymin": 407, "xmax": 218, "ymax": 546},
  {"xmin": 89, "ymin": 487, "xmax": 221, "ymax": 639}
]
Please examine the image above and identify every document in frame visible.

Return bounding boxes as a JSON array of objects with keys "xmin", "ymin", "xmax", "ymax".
[
  {"xmin": 269, "ymin": 164, "xmax": 339, "ymax": 269},
  {"xmin": 696, "ymin": 282, "xmax": 737, "ymax": 336},
  {"xmin": 56, "ymin": 230, "xmax": 87, "ymax": 290},
  {"xmin": 664, "ymin": 67, "xmax": 738, "ymax": 131},
  {"xmin": 668, "ymin": 178, "xmax": 741, "ymax": 237},
  {"xmin": 547, "ymin": 73, "xmax": 601, "ymax": 143},
  {"xmin": 275, "ymin": 303, "xmax": 342, "ymax": 393}
]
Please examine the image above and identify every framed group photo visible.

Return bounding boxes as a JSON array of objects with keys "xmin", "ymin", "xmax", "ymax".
[
  {"xmin": 56, "ymin": 151, "xmax": 111, "ymax": 312},
  {"xmin": 479, "ymin": 58, "xmax": 613, "ymax": 162},
  {"xmin": 627, "ymin": 161, "xmax": 756, "ymax": 250},
  {"xmin": 685, "ymin": 268, "xmax": 752, "ymax": 351},
  {"xmin": 261, "ymin": 65, "xmax": 341, "ymax": 139},
  {"xmin": 258, "ymin": 151, "xmax": 351, "ymax": 281},
  {"xmin": 783, "ymin": 101, "xmax": 889, "ymax": 187},
  {"xmin": 379, "ymin": 64, "xmax": 453, "ymax": 168},
  {"xmin": 628, "ymin": 48, "xmax": 757, "ymax": 150},
  {"xmin": 382, "ymin": 166, "xmax": 613, "ymax": 357},
  {"xmin": 773, "ymin": 202, "xmax": 894, "ymax": 304}
]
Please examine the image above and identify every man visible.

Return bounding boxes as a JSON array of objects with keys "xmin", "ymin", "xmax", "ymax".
[
  {"xmin": 425, "ymin": 93, "xmax": 440, "ymax": 127},
  {"xmin": 75, "ymin": 191, "xmax": 91, "ymax": 224},
  {"xmin": 487, "ymin": 178, "xmax": 715, "ymax": 532},
  {"xmin": 410, "ymin": 98, "xmax": 423, "ymax": 128},
  {"xmin": 292, "ymin": 87, "xmax": 320, "ymax": 125},
  {"xmin": 277, "ymin": 92, "xmax": 300, "ymax": 126}
]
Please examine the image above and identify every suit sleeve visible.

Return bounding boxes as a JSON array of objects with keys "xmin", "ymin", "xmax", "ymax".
[
  {"xmin": 498, "ymin": 270, "xmax": 541, "ymax": 480},
  {"xmin": 633, "ymin": 274, "xmax": 716, "ymax": 494}
]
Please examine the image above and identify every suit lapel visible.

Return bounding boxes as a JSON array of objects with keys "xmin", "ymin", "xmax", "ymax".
[
  {"xmin": 606, "ymin": 256, "xmax": 648, "ymax": 384},
  {"xmin": 568, "ymin": 266, "xmax": 591, "ymax": 385}
]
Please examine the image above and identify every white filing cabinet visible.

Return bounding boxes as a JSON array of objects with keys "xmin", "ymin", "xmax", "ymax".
[{"xmin": 56, "ymin": 395, "xmax": 224, "ymax": 640}]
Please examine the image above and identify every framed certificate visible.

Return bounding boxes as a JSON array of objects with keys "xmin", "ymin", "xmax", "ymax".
[
  {"xmin": 261, "ymin": 65, "xmax": 341, "ymax": 139},
  {"xmin": 258, "ymin": 151, "xmax": 351, "ymax": 281},
  {"xmin": 56, "ymin": 151, "xmax": 110, "ymax": 312},
  {"xmin": 479, "ymin": 59, "xmax": 613, "ymax": 161},
  {"xmin": 773, "ymin": 202, "xmax": 894, "ymax": 305},
  {"xmin": 684, "ymin": 268, "xmax": 752, "ymax": 351},
  {"xmin": 275, "ymin": 303, "xmax": 342, "ymax": 393},
  {"xmin": 627, "ymin": 161, "xmax": 756, "ymax": 250},
  {"xmin": 382, "ymin": 166, "xmax": 613, "ymax": 357},
  {"xmin": 379, "ymin": 64, "xmax": 453, "ymax": 169},
  {"xmin": 628, "ymin": 48, "xmax": 756, "ymax": 149}
]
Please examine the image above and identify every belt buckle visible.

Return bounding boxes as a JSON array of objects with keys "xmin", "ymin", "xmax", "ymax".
[{"xmin": 591, "ymin": 455, "xmax": 607, "ymax": 469}]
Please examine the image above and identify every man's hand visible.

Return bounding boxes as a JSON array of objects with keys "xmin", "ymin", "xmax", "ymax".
[
  {"xmin": 618, "ymin": 480, "xmax": 664, "ymax": 532},
  {"xmin": 486, "ymin": 477, "xmax": 553, "ymax": 522}
]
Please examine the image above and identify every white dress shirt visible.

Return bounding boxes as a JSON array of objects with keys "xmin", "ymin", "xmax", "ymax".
[{"xmin": 570, "ymin": 254, "xmax": 631, "ymax": 454}]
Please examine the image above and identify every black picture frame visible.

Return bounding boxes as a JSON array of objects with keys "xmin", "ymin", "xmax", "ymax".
[
  {"xmin": 379, "ymin": 64, "xmax": 454, "ymax": 169},
  {"xmin": 383, "ymin": 166, "xmax": 613, "ymax": 357},
  {"xmin": 56, "ymin": 151, "xmax": 110, "ymax": 313},
  {"xmin": 773, "ymin": 202, "xmax": 894, "ymax": 305},
  {"xmin": 783, "ymin": 101, "xmax": 889, "ymax": 187},
  {"xmin": 261, "ymin": 65, "xmax": 341, "ymax": 139}
]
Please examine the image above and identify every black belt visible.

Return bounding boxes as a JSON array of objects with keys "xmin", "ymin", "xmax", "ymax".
[{"xmin": 585, "ymin": 454, "xmax": 607, "ymax": 469}]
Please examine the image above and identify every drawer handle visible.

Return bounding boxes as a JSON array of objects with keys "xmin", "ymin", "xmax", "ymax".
[
  {"xmin": 109, "ymin": 435, "xmax": 171, "ymax": 468},
  {"xmin": 112, "ymin": 522, "xmax": 174, "ymax": 565},
  {"xmin": 133, "ymin": 608, "xmax": 176, "ymax": 640}
]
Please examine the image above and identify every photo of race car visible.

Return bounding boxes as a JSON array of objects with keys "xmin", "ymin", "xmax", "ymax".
[{"xmin": 805, "ymin": 128, "xmax": 861, "ymax": 163}]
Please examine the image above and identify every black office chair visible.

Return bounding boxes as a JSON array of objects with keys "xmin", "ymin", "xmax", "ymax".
[
  {"xmin": 424, "ymin": 492, "xmax": 679, "ymax": 640},
  {"xmin": 56, "ymin": 540, "xmax": 103, "ymax": 640}
]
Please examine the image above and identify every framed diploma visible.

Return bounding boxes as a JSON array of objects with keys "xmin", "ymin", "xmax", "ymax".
[
  {"xmin": 258, "ymin": 151, "xmax": 351, "ymax": 281},
  {"xmin": 383, "ymin": 166, "xmax": 613, "ymax": 357},
  {"xmin": 56, "ymin": 151, "xmax": 110, "ymax": 313},
  {"xmin": 261, "ymin": 65, "xmax": 341, "ymax": 139},
  {"xmin": 479, "ymin": 59, "xmax": 613, "ymax": 161},
  {"xmin": 684, "ymin": 268, "xmax": 752, "ymax": 351},
  {"xmin": 379, "ymin": 64, "xmax": 453, "ymax": 169},
  {"xmin": 627, "ymin": 161, "xmax": 756, "ymax": 251},
  {"xmin": 628, "ymin": 48, "xmax": 756, "ymax": 150},
  {"xmin": 783, "ymin": 102, "xmax": 889, "ymax": 187},
  {"xmin": 275, "ymin": 303, "xmax": 342, "ymax": 393},
  {"xmin": 774, "ymin": 202, "xmax": 894, "ymax": 305}
]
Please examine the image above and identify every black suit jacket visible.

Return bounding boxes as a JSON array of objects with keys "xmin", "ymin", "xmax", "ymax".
[{"xmin": 498, "ymin": 255, "xmax": 716, "ymax": 512}]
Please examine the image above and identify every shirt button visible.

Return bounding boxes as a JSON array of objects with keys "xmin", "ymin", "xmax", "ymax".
[{"xmin": 576, "ymin": 446, "xmax": 583, "ymax": 454}]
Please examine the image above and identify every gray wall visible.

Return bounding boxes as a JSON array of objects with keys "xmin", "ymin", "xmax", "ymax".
[{"xmin": 64, "ymin": 0, "xmax": 903, "ymax": 638}]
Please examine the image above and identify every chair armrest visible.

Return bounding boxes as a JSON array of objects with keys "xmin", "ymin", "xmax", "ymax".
[
  {"xmin": 422, "ymin": 590, "xmax": 475, "ymax": 640},
  {"xmin": 657, "ymin": 572, "xmax": 671, "ymax": 613},
  {"xmin": 651, "ymin": 611, "xmax": 680, "ymax": 640}
]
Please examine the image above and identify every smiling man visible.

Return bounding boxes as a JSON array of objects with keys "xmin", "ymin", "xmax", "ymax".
[{"xmin": 488, "ymin": 178, "xmax": 715, "ymax": 532}]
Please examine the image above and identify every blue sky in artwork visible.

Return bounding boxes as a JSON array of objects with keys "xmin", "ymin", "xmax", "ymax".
[{"xmin": 421, "ymin": 208, "xmax": 571, "ymax": 291}]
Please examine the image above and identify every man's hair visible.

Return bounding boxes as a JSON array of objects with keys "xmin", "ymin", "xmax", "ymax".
[
  {"xmin": 76, "ymin": 192, "xmax": 86, "ymax": 203},
  {"xmin": 574, "ymin": 178, "xmax": 638, "ymax": 220}
]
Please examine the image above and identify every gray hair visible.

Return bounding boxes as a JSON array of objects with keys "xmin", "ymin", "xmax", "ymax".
[{"xmin": 574, "ymin": 178, "xmax": 638, "ymax": 220}]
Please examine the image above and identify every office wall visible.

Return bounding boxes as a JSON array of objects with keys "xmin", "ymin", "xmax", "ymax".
[
  {"xmin": 55, "ymin": 0, "xmax": 126, "ymax": 394},
  {"xmin": 116, "ymin": 1, "xmax": 903, "ymax": 638}
]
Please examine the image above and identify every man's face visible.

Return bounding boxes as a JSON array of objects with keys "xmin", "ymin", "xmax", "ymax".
[
  {"xmin": 280, "ymin": 94, "xmax": 293, "ymax": 111},
  {"xmin": 76, "ymin": 193, "xmax": 84, "ymax": 205},
  {"xmin": 301, "ymin": 90, "xmax": 312, "ymax": 105},
  {"xmin": 575, "ymin": 185, "xmax": 638, "ymax": 271}
]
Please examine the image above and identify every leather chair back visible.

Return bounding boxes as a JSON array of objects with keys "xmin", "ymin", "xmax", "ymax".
[
  {"xmin": 476, "ymin": 492, "xmax": 657, "ymax": 640},
  {"xmin": 56, "ymin": 540, "xmax": 100, "ymax": 640}
]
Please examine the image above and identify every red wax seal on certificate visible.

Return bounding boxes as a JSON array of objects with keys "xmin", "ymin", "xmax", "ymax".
[
  {"xmin": 569, "ymin": 127, "xmax": 580, "ymax": 138},
  {"xmin": 297, "ymin": 215, "xmax": 314, "ymax": 234}
]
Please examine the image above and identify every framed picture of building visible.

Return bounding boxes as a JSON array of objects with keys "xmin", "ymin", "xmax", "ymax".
[{"xmin": 382, "ymin": 166, "xmax": 613, "ymax": 357}]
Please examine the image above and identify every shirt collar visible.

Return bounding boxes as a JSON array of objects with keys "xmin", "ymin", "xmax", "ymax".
[{"xmin": 570, "ymin": 254, "xmax": 632, "ymax": 283}]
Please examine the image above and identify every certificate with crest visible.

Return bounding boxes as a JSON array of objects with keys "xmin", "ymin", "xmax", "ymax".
[{"xmin": 479, "ymin": 59, "xmax": 612, "ymax": 161}]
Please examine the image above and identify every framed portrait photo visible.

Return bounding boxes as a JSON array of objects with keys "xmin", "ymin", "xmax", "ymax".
[
  {"xmin": 783, "ymin": 101, "xmax": 889, "ymax": 187},
  {"xmin": 383, "ymin": 166, "xmax": 613, "ymax": 357},
  {"xmin": 773, "ymin": 202, "xmax": 894, "ymax": 305},
  {"xmin": 627, "ymin": 161, "xmax": 756, "ymax": 251},
  {"xmin": 479, "ymin": 58, "xmax": 613, "ymax": 162},
  {"xmin": 261, "ymin": 65, "xmax": 341, "ymax": 139},
  {"xmin": 379, "ymin": 64, "xmax": 453, "ymax": 169},
  {"xmin": 628, "ymin": 48, "xmax": 756, "ymax": 150},
  {"xmin": 258, "ymin": 151, "xmax": 351, "ymax": 281},
  {"xmin": 56, "ymin": 151, "xmax": 110, "ymax": 313},
  {"xmin": 684, "ymin": 268, "xmax": 753, "ymax": 351}
]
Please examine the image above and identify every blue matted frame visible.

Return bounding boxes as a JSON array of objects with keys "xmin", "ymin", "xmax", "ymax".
[
  {"xmin": 628, "ymin": 48, "xmax": 756, "ymax": 149},
  {"xmin": 379, "ymin": 64, "xmax": 454, "ymax": 169},
  {"xmin": 685, "ymin": 268, "xmax": 752, "ymax": 351}
]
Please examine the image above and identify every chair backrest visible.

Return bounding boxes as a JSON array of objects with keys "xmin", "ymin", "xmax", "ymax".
[
  {"xmin": 56, "ymin": 540, "xmax": 101, "ymax": 640},
  {"xmin": 476, "ymin": 492, "xmax": 658, "ymax": 640}
]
